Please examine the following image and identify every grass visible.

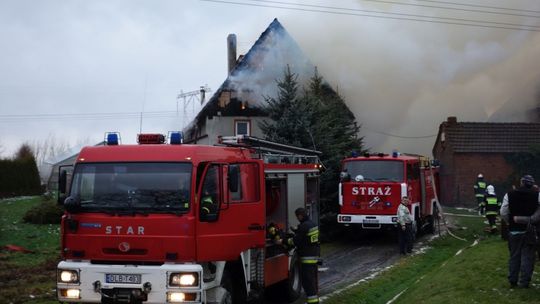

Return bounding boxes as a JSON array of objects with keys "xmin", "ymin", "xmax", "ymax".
[
  {"xmin": 322, "ymin": 208, "xmax": 540, "ymax": 304},
  {"xmin": 0, "ymin": 196, "xmax": 60, "ymax": 304}
]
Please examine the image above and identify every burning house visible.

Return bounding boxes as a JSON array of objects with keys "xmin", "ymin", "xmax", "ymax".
[
  {"xmin": 433, "ymin": 116, "xmax": 540, "ymax": 206},
  {"xmin": 183, "ymin": 18, "xmax": 316, "ymax": 144}
]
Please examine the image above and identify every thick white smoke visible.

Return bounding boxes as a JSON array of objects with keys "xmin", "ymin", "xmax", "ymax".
[{"xmin": 271, "ymin": 0, "xmax": 540, "ymax": 155}]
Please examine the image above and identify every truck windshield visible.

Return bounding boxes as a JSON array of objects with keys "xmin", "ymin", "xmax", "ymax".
[
  {"xmin": 70, "ymin": 162, "xmax": 192, "ymax": 213},
  {"xmin": 343, "ymin": 160, "xmax": 404, "ymax": 182}
]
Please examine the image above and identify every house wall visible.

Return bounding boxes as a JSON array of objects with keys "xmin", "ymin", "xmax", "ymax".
[
  {"xmin": 452, "ymin": 153, "xmax": 514, "ymax": 206},
  {"xmin": 433, "ymin": 140, "xmax": 455, "ymax": 206},
  {"xmin": 203, "ymin": 116, "xmax": 267, "ymax": 145}
]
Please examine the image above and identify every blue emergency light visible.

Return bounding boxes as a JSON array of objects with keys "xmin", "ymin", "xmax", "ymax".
[
  {"xmin": 105, "ymin": 132, "xmax": 120, "ymax": 145},
  {"xmin": 169, "ymin": 131, "xmax": 183, "ymax": 145}
]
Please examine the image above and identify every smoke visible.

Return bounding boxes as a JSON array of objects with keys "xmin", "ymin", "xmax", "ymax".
[
  {"xmin": 226, "ymin": 21, "xmax": 316, "ymax": 106},
  {"xmin": 270, "ymin": 0, "xmax": 540, "ymax": 155}
]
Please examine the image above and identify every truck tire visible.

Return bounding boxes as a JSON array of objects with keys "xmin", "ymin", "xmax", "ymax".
[
  {"xmin": 276, "ymin": 253, "xmax": 302, "ymax": 302},
  {"xmin": 427, "ymin": 204, "xmax": 439, "ymax": 234},
  {"xmin": 221, "ymin": 264, "xmax": 247, "ymax": 304}
]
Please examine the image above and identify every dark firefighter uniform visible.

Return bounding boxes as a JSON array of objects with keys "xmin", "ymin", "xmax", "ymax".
[
  {"xmin": 474, "ymin": 177, "xmax": 487, "ymax": 215},
  {"xmin": 485, "ymin": 193, "xmax": 501, "ymax": 232},
  {"xmin": 287, "ymin": 216, "xmax": 320, "ymax": 304}
]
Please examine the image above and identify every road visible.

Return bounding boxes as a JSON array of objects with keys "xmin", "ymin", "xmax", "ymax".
[{"xmin": 264, "ymin": 228, "xmax": 439, "ymax": 303}]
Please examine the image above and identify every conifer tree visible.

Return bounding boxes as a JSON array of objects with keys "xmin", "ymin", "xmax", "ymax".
[{"xmin": 260, "ymin": 66, "xmax": 364, "ymax": 215}]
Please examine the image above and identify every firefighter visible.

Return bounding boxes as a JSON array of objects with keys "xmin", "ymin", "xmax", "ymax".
[
  {"xmin": 484, "ymin": 185, "xmax": 501, "ymax": 233},
  {"xmin": 500, "ymin": 175, "xmax": 540, "ymax": 288},
  {"xmin": 474, "ymin": 174, "xmax": 487, "ymax": 215},
  {"xmin": 281, "ymin": 208, "xmax": 320, "ymax": 304}
]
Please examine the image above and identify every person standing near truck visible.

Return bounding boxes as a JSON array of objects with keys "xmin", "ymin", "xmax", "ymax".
[
  {"xmin": 397, "ymin": 196, "xmax": 414, "ymax": 255},
  {"xmin": 283, "ymin": 208, "xmax": 320, "ymax": 304}
]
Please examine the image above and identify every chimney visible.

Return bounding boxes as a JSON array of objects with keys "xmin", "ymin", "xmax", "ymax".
[
  {"xmin": 447, "ymin": 116, "xmax": 457, "ymax": 125},
  {"xmin": 227, "ymin": 34, "xmax": 237, "ymax": 75}
]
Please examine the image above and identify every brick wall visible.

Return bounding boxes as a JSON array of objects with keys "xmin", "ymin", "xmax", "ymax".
[{"xmin": 453, "ymin": 153, "xmax": 514, "ymax": 206}]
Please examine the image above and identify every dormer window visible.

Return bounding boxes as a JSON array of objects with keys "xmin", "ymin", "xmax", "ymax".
[{"xmin": 235, "ymin": 120, "xmax": 250, "ymax": 136}]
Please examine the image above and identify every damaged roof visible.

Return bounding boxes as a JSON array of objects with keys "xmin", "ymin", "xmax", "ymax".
[
  {"xmin": 185, "ymin": 18, "xmax": 313, "ymax": 131},
  {"xmin": 436, "ymin": 118, "xmax": 540, "ymax": 153}
]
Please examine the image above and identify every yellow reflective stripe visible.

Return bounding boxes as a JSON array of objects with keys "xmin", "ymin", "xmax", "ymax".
[
  {"xmin": 308, "ymin": 227, "xmax": 319, "ymax": 243},
  {"xmin": 306, "ymin": 296, "xmax": 319, "ymax": 303},
  {"xmin": 202, "ymin": 207, "xmax": 210, "ymax": 213},
  {"xmin": 486, "ymin": 198, "xmax": 498, "ymax": 205},
  {"xmin": 486, "ymin": 211, "xmax": 498, "ymax": 215},
  {"xmin": 478, "ymin": 182, "xmax": 486, "ymax": 188},
  {"xmin": 475, "ymin": 194, "xmax": 485, "ymax": 197},
  {"xmin": 301, "ymin": 257, "xmax": 319, "ymax": 264}
]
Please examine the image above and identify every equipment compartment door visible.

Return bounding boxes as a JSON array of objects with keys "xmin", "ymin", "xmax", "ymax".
[{"xmin": 196, "ymin": 161, "xmax": 265, "ymax": 261}]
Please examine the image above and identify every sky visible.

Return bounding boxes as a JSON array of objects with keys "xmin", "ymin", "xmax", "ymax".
[{"xmin": 1, "ymin": 0, "xmax": 540, "ymax": 159}]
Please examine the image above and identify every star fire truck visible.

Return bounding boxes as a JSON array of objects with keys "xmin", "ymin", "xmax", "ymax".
[
  {"xmin": 56, "ymin": 133, "xmax": 321, "ymax": 304},
  {"xmin": 337, "ymin": 152, "xmax": 440, "ymax": 235}
]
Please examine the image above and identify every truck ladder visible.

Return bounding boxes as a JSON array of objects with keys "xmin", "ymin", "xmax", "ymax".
[{"xmin": 218, "ymin": 135, "xmax": 321, "ymax": 165}]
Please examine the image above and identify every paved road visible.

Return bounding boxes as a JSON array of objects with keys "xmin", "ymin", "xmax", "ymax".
[{"xmin": 264, "ymin": 228, "xmax": 440, "ymax": 303}]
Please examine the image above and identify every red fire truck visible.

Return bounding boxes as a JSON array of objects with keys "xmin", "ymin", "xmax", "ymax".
[
  {"xmin": 56, "ymin": 133, "xmax": 321, "ymax": 304},
  {"xmin": 337, "ymin": 152, "xmax": 440, "ymax": 234}
]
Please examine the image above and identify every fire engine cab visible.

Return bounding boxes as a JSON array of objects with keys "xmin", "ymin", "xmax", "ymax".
[
  {"xmin": 337, "ymin": 152, "xmax": 440, "ymax": 234},
  {"xmin": 56, "ymin": 133, "xmax": 321, "ymax": 304}
]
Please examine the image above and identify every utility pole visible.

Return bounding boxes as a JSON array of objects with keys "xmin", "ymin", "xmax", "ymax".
[{"xmin": 176, "ymin": 85, "xmax": 212, "ymax": 129}]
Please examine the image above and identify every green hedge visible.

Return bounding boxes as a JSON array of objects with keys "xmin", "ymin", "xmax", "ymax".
[{"xmin": 0, "ymin": 157, "xmax": 42, "ymax": 198}]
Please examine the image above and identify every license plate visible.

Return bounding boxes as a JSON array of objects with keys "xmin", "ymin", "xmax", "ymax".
[
  {"xmin": 105, "ymin": 274, "xmax": 141, "ymax": 284},
  {"xmin": 363, "ymin": 219, "xmax": 379, "ymax": 224}
]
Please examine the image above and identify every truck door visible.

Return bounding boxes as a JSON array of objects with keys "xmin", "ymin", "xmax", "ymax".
[{"xmin": 196, "ymin": 162, "xmax": 265, "ymax": 261}]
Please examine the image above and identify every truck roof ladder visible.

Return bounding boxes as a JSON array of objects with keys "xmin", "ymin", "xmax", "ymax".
[{"xmin": 218, "ymin": 135, "xmax": 321, "ymax": 165}]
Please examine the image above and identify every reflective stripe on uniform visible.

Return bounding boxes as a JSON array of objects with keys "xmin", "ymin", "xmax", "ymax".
[
  {"xmin": 301, "ymin": 256, "xmax": 319, "ymax": 264},
  {"xmin": 486, "ymin": 211, "xmax": 498, "ymax": 215},
  {"xmin": 306, "ymin": 295, "xmax": 319, "ymax": 303},
  {"xmin": 486, "ymin": 197, "xmax": 498, "ymax": 205},
  {"xmin": 307, "ymin": 226, "xmax": 319, "ymax": 243},
  {"xmin": 288, "ymin": 238, "xmax": 294, "ymax": 246}
]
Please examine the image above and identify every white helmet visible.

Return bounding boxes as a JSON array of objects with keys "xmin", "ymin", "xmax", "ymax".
[
  {"xmin": 477, "ymin": 173, "xmax": 484, "ymax": 179},
  {"xmin": 486, "ymin": 185, "xmax": 495, "ymax": 195}
]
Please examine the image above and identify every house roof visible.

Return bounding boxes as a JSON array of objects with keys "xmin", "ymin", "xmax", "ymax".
[
  {"xmin": 184, "ymin": 18, "xmax": 313, "ymax": 133},
  {"xmin": 435, "ymin": 118, "xmax": 540, "ymax": 153}
]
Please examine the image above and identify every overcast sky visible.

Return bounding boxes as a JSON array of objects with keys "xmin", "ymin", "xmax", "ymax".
[{"xmin": 1, "ymin": 0, "xmax": 540, "ymax": 159}]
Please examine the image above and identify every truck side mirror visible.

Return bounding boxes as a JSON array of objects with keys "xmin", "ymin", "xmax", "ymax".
[
  {"xmin": 340, "ymin": 171, "xmax": 351, "ymax": 182},
  {"xmin": 64, "ymin": 196, "xmax": 81, "ymax": 213},
  {"xmin": 228, "ymin": 165, "xmax": 239, "ymax": 193}
]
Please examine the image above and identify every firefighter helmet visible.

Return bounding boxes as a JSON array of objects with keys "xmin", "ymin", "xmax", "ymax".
[
  {"xmin": 477, "ymin": 173, "xmax": 483, "ymax": 179},
  {"xmin": 486, "ymin": 185, "xmax": 495, "ymax": 195}
]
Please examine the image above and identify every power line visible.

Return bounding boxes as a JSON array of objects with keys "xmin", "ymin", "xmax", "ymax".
[
  {"xmin": 0, "ymin": 111, "xmax": 180, "ymax": 123},
  {"xmin": 201, "ymin": 0, "xmax": 540, "ymax": 32},
  {"xmin": 363, "ymin": 126, "xmax": 437, "ymax": 139},
  {"xmin": 246, "ymin": 0, "xmax": 540, "ymax": 30},
  {"xmin": 402, "ymin": 0, "xmax": 540, "ymax": 15}
]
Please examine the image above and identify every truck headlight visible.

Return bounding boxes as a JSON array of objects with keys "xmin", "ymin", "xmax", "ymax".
[
  {"xmin": 58, "ymin": 269, "xmax": 80, "ymax": 283},
  {"xmin": 169, "ymin": 272, "xmax": 198, "ymax": 287}
]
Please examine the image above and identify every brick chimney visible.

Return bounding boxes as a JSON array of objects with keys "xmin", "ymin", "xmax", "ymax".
[
  {"xmin": 447, "ymin": 116, "xmax": 457, "ymax": 125},
  {"xmin": 227, "ymin": 34, "xmax": 237, "ymax": 75}
]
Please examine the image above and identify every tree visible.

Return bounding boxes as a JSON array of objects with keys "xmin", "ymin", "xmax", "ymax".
[{"xmin": 260, "ymin": 66, "xmax": 364, "ymax": 214}]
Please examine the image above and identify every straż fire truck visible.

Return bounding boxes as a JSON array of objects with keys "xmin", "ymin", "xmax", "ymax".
[
  {"xmin": 56, "ymin": 133, "xmax": 321, "ymax": 304},
  {"xmin": 337, "ymin": 152, "xmax": 440, "ymax": 234}
]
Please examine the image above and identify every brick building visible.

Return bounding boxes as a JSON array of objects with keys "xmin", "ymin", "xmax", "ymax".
[{"xmin": 432, "ymin": 116, "xmax": 540, "ymax": 206}]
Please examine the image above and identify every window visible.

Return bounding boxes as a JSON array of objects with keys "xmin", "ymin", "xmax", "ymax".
[
  {"xmin": 200, "ymin": 165, "xmax": 220, "ymax": 220},
  {"xmin": 235, "ymin": 120, "xmax": 250, "ymax": 136},
  {"xmin": 343, "ymin": 160, "xmax": 404, "ymax": 182},
  {"xmin": 229, "ymin": 163, "xmax": 260, "ymax": 203}
]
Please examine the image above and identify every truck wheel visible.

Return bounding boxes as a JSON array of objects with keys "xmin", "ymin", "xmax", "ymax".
[
  {"xmin": 221, "ymin": 265, "xmax": 247, "ymax": 304},
  {"xmin": 275, "ymin": 253, "xmax": 301, "ymax": 302},
  {"xmin": 219, "ymin": 270, "xmax": 233, "ymax": 304},
  {"xmin": 427, "ymin": 205, "xmax": 439, "ymax": 234}
]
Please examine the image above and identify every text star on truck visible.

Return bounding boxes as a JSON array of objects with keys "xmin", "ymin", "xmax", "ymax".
[
  {"xmin": 56, "ymin": 133, "xmax": 321, "ymax": 304},
  {"xmin": 337, "ymin": 152, "xmax": 441, "ymax": 235}
]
